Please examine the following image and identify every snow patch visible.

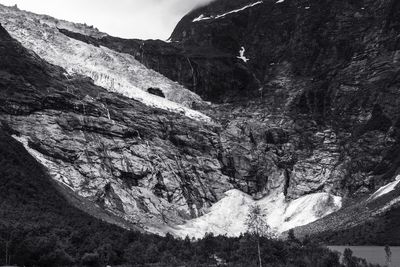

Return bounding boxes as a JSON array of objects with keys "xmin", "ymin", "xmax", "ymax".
[
  {"xmin": 276, "ymin": 0, "xmax": 285, "ymax": 3},
  {"xmin": 192, "ymin": 1, "xmax": 263, "ymax": 22},
  {"xmin": 368, "ymin": 175, "xmax": 400, "ymax": 201},
  {"xmin": 173, "ymin": 189, "xmax": 342, "ymax": 238},
  {"xmin": 193, "ymin": 14, "xmax": 211, "ymax": 22},
  {"xmin": 237, "ymin": 46, "xmax": 250, "ymax": 63}
]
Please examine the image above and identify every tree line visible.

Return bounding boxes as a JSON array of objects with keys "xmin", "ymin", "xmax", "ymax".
[{"xmin": 0, "ymin": 129, "xmax": 383, "ymax": 266}]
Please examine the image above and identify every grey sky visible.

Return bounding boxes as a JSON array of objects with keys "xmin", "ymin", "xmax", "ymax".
[{"xmin": 0, "ymin": 0, "xmax": 215, "ymax": 40}]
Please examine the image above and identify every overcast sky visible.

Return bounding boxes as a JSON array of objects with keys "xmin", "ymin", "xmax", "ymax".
[{"xmin": 0, "ymin": 0, "xmax": 214, "ymax": 40}]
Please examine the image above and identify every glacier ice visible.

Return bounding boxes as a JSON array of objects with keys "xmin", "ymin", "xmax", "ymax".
[
  {"xmin": 0, "ymin": 4, "xmax": 210, "ymax": 122},
  {"xmin": 173, "ymin": 189, "xmax": 342, "ymax": 238}
]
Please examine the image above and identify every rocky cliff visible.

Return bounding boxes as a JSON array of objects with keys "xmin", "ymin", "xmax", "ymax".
[
  {"xmin": 168, "ymin": 0, "xmax": 400, "ymax": 198},
  {"xmin": 59, "ymin": 0, "xmax": 400, "ymax": 199},
  {"xmin": 174, "ymin": 0, "xmax": 400, "ymax": 237},
  {"xmin": 1, "ymin": 0, "xmax": 400, "ymax": 240},
  {"xmin": 0, "ymin": 22, "xmax": 233, "ymax": 234}
]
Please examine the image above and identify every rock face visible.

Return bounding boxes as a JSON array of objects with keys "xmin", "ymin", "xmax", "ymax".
[
  {"xmin": 142, "ymin": 0, "xmax": 400, "ymax": 200},
  {"xmin": 58, "ymin": 0, "xmax": 400, "ymax": 198},
  {"xmin": 57, "ymin": 23, "xmax": 258, "ymax": 104},
  {"xmin": 88, "ymin": 0, "xmax": 400, "ymax": 235},
  {"xmin": 170, "ymin": 0, "xmax": 400, "ymax": 100},
  {"xmin": 2, "ymin": 0, "xmax": 400, "ymax": 239},
  {"xmin": 0, "ymin": 16, "xmax": 343, "ymax": 236},
  {"xmin": 172, "ymin": 0, "xmax": 400, "ymax": 237},
  {"xmin": 0, "ymin": 23, "xmax": 232, "ymax": 233}
]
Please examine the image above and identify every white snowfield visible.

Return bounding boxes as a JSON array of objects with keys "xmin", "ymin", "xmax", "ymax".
[
  {"xmin": 0, "ymin": 4, "xmax": 210, "ymax": 122},
  {"xmin": 368, "ymin": 175, "xmax": 400, "ymax": 201},
  {"xmin": 192, "ymin": 1, "xmax": 263, "ymax": 22},
  {"xmin": 173, "ymin": 189, "xmax": 342, "ymax": 238}
]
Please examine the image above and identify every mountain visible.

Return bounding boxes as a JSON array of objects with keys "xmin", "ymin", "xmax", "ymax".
[
  {"xmin": 0, "ymin": 12, "xmax": 235, "ymax": 235},
  {"xmin": 1, "ymin": 0, "xmax": 400, "ymax": 244},
  {"xmin": 0, "ymin": 117, "xmax": 134, "ymax": 266},
  {"xmin": 0, "ymin": 4, "xmax": 209, "ymax": 121},
  {"xmin": 172, "ymin": 0, "xmax": 400, "ymax": 242},
  {"xmin": 0, "ymin": 20, "xmax": 350, "ymax": 267}
]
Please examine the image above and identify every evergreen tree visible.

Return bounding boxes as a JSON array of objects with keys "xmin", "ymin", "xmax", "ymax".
[
  {"xmin": 245, "ymin": 204, "xmax": 271, "ymax": 267},
  {"xmin": 343, "ymin": 248, "xmax": 357, "ymax": 267}
]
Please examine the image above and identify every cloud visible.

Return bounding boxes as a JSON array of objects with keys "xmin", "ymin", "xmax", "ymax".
[{"xmin": 0, "ymin": 0, "xmax": 216, "ymax": 40}]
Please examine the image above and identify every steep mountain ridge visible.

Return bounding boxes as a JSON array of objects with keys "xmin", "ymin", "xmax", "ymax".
[
  {"xmin": 0, "ymin": 22, "xmax": 233, "ymax": 234},
  {"xmin": 171, "ymin": 0, "xmax": 400, "ymax": 239},
  {"xmin": 0, "ymin": 12, "xmax": 344, "ymax": 237},
  {"xmin": 59, "ymin": 0, "xmax": 400, "ymax": 202},
  {"xmin": 1, "ymin": 0, "xmax": 400, "ymax": 241},
  {"xmin": 149, "ymin": 0, "xmax": 399, "ymax": 199}
]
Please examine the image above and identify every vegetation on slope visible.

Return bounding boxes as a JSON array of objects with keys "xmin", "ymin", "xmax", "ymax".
[{"xmin": 0, "ymin": 128, "xmax": 379, "ymax": 267}]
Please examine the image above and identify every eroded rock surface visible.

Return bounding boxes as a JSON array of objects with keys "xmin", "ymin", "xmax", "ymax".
[
  {"xmin": 58, "ymin": 0, "xmax": 400, "ymax": 199},
  {"xmin": 0, "ymin": 24, "xmax": 232, "ymax": 233},
  {"xmin": 2, "ymin": 0, "xmax": 400, "ymax": 238}
]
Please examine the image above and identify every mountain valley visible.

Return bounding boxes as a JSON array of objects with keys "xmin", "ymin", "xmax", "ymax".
[{"xmin": 1, "ymin": 0, "xmax": 400, "ymax": 248}]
